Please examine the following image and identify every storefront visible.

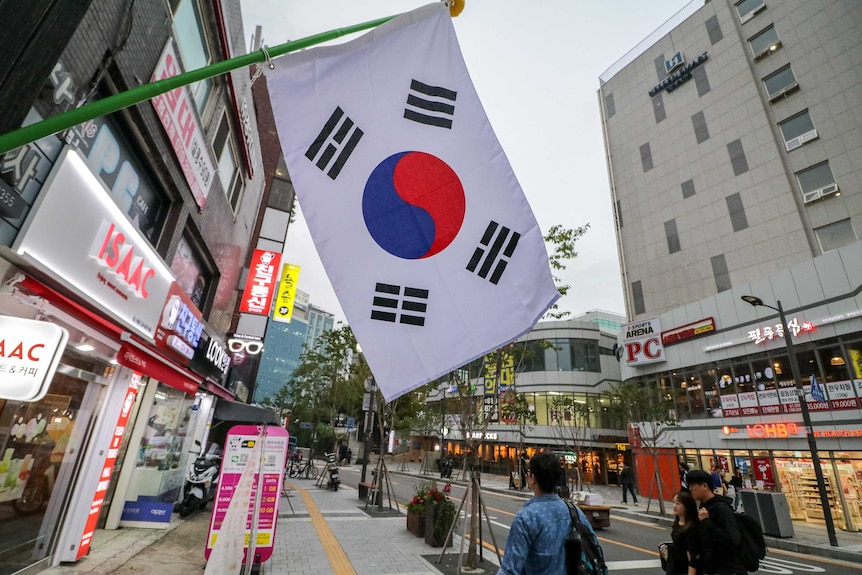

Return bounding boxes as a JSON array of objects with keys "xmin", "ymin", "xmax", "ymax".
[
  {"xmin": 620, "ymin": 240, "xmax": 862, "ymax": 532},
  {"xmin": 0, "ymin": 148, "xmax": 230, "ymax": 573}
]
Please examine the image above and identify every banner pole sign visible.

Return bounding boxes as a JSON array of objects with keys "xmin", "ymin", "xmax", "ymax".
[
  {"xmin": 271, "ymin": 264, "xmax": 300, "ymax": 324},
  {"xmin": 205, "ymin": 425, "xmax": 288, "ymax": 567}
]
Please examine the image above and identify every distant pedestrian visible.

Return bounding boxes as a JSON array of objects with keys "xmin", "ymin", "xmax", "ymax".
[
  {"xmin": 729, "ymin": 468, "xmax": 743, "ymax": 510},
  {"xmin": 710, "ymin": 465, "xmax": 724, "ymax": 496},
  {"xmin": 620, "ymin": 464, "xmax": 638, "ymax": 506},
  {"xmin": 678, "ymin": 462, "xmax": 690, "ymax": 492},
  {"xmin": 519, "ymin": 451, "xmax": 529, "ymax": 491}
]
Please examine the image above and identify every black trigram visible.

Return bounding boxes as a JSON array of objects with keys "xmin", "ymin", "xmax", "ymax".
[
  {"xmin": 466, "ymin": 221, "xmax": 521, "ymax": 285},
  {"xmin": 305, "ymin": 107, "xmax": 363, "ymax": 180},
  {"xmin": 403, "ymin": 79, "xmax": 457, "ymax": 129},
  {"xmin": 370, "ymin": 283, "xmax": 429, "ymax": 326}
]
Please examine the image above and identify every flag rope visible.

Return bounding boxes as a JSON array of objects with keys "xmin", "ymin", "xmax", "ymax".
[{"xmin": 0, "ymin": 14, "xmax": 396, "ymax": 155}]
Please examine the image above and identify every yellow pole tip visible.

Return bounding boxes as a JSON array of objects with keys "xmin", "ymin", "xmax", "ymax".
[{"xmin": 449, "ymin": 0, "xmax": 465, "ymax": 17}]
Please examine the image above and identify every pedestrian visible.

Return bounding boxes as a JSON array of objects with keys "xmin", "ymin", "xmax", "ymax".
[
  {"xmin": 497, "ymin": 452, "xmax": 593, "ymax": 575},
  {"xmin": 710, "ymin": 465, "xmax": 724, "ymax": 496},
  {"xmin": 620, "ymin": 464, "xmax": 638, "ymax": 506},
  {"xmin": 660, "ymin": 490, "xmax": 702, "ymax": 575},
  {"xmin": 686, "ymin": 470, "xmax": 745, "ymax": 575},
  {"xmin": 678, "ymin": 462, "xmax": 690, "ymax": 492},
  {"xmin": 729, "ymin": 469, "xmax": 743, "ymax": 511},
  {"xmin": 519, "ymin": 451, "xmax": 529, "ymax": 491}
]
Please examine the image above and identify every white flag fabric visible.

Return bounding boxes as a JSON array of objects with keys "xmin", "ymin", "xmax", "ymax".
[{"xmin": 267, "ymin": 3, "xmax": 559, "ymax": 401}]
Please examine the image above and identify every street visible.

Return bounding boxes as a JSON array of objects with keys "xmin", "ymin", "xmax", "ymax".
[{"xmin": 336, "ymin": 466, "xmax": 862, "ymax": 575}]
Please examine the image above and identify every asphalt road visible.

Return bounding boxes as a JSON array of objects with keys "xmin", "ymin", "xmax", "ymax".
[{"xmin": 337, "ymin": 466, "xmax": 862, "ymax": 575}]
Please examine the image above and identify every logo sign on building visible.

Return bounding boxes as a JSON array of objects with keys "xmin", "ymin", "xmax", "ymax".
[
  {"xmin": 622, "ymin": 317, "xmax": 665, "ymax": 365},
  {"xmin": 79, "ymin": 374, "xmax": 141, "ymax": 558},
  {"xmin": 661, "ymin": 317, "xmax": 715, "ymax": 345},
  {"xmin": 15, "ymin": 149, "xmax": 174, "ymax": 340},
  {"xmin": 151, "ymin": 41, "xmax": 215, "ymax": 209},
  {"xmin": 239, "ymin": 250, "xmax": 282, "ymax": 315},
  {"xmin": 154, "ymin": 282, "xmax": 203, "ymax": 362},
  {"xmin": 664, "ymin": 51, "xmax": 684, "ymax": 74},
  {"xmin": 189, "ymin": 326, "xmax": 231, "ymax": 385},
  {"xmin": 271, "ymin": 264, "xmax": 300, "ymax": 324},
  {"xmin": 0, "ymin": 316, "xmax": 69, "ymax": 402},
  {"xmin": 648, "ymin": 52, "xmax": 709, "ymax": 96}
]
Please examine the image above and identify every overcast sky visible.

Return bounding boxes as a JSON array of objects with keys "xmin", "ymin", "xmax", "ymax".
[{"xmin": 241, "ymin": 0, "xmax": 693, "ymax": 324}]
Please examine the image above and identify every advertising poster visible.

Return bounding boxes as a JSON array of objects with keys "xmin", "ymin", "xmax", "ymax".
[
  {"xmin": 720, "ymin": 393, "xmax": 740, "ymax": 417},
  {"xmin": 752, "ymin": 457, "xmax": 775, "ymax": 488},
  {"xmin": 205, "ymin": 425, "xmax": 288, "ymax": 564}
]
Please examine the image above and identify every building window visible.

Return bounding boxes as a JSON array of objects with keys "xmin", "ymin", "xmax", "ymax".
[
  {"xmin": 736, "ymin": 0, "xmax": 766, "ymax": 23},
  {"xmin": 604, "ymin": 92, "xmax": 615, "ymax": 118},
  {"xmin": 615, "ymin": 199, "xmax": 623, "ymax": 228},
  {"xmin": 692, "ymin": 111, "xmax": 710, "ymax": 144},
  {"xmin": 727, "ymin": 139, "xmax": 749, "ymax": 176},
  {"xmin": 815, "ymin": 219, "xmax": 856, "ymax": 253},
  {"xmin": 711, "ymin": 254, "xmax": 731, "ymax": 292},
  {"xmin": 654, "ymin": 54, "xmax": 666, "ymax": 81},
  {"xmin": 681, "ymin": 179, "xmax": 696, "ymax": 199},
  {"xmin": 705, "ymin": 15, "xmax": 723, "ymax": 44},
  {"xmin": 171, "ymin": 235, "xmax": 211, "ymax": 307},
  {"xmin": 763, "ymin": 65, "xmax": 798, "ymax": 102},
  {"xmin": 632, "ymin": 280, "xmax": 645, "ymax": 315},
  {"xmin": 778, "ymin": 110, "xmax": 818, "ymax": 151},
  {"xmin": 213, "ymin": 112, "xmax": 243, "ymax": 211},
  {"xmin": 640, "ymin": 143, "xmax": 653, "ymax": 172},
  {"xmin": 749, "ymin": 25, "xmax": 781, "ymax": 60},
  {"xmin": 653, "ymin": 92, "xmax": 666, "ymax": 123},
  {"xmin": 172, "ymin": 0, "xmax": 213, "ymax": 114},
  {"xmin": 693, "ymin": 66, "xmax": 711, "ymax": 96},
  {"xmin": 797, "ymin": 161, "xmax": 838, "ymax": 203},
  {"xmin": 665, "ymin": 219, "xmax": 681, "ymax": 254},
  {"xmin": 726, "ymin": 193, "xmax": 748, "ymax": 231}
]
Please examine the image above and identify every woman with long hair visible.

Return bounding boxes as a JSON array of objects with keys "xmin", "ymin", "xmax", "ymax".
[{"xmin": 660, "ymin": 490, "xmax": 702, "ymax": 575}]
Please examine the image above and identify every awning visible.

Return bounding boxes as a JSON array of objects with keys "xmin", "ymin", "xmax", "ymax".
[
  {"xmin": 117, "ymin": 340, "xmax": 200, "ymax": 395},
  {"xmin": 214, "ymin": 400, "xmax": 280, "ymax": 425},
  {"xmin": 203, "ymin": 379, "xmax": 235, "ymax": 401}
]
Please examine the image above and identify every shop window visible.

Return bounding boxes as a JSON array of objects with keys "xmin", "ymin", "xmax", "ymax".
[
  {"xmin": 672, "ymin": 373, "xmax": 690, "ymax": 419},
  {"xmin": 534, "ymin": 392, "xmax": 551, "ymax": 426},
  {"xmin": 844, "ymin": 341, "xmax": 862, "ymax": 379},
  {"xmin": 815, "ymin": 219, "xmax": 856, "ymax": 253},
  {"xmin": 686, "ymin": 371, "xmax": 706, "ymax": 419},
  {"xmin": 732, "ymin": 360, "xmax": 756, "ymax": 393},
  {"xmin": 749, "ymin": 25, "xmax": 781, "ymax": 60},
  {"xmin": 763, "ymin": 65, "xmax": 799, "ymax": 102},
  {"xmin": 700, "ymin": 367, "xmax": 722, "ymax": 418},
  {"xmin": 170, "ymin": 235, "xmax": 212, "ymax": 308},
  {"xmin": 172, "ymin": 0, "xmax": 213, "ymax": 114},
  {"xmin": 750, "ymin": 356, "xmax": 776, "ymax": 390},
  {"xmin": 817, "ymin": 343, "xmax": 849, "ymax": 382},
  {"xmin": 779, "ymin": 110, "xmax": 817, "ymax": 151}
]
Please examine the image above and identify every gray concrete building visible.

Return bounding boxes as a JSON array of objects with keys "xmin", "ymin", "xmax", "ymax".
[{"xmin": 599, "ymin": 0, "xmax": 862, "ymax": 320}]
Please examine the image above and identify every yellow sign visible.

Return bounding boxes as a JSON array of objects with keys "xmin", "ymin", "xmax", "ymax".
[
  {"xmin": 484, "ymin": 355, "xmax": 514, "ymax": 396},
  {"xmin": 272, "ymin": 264, "xmax": 300, "ymax": 323},
  {"xmin": 849, "ymin": 349, "xmax": 862, "ymax": 379}
]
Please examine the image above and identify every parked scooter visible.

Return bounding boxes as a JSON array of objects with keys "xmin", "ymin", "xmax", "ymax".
[
  {"xmin": 177, "ymin": 442, "xmax": 221, "ymax": 517},
  {"xmin": 323, "ymin": 452, "xmax": 340, "ymax": 491}
]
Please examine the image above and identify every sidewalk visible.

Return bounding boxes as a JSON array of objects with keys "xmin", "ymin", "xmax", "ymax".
[
  {"xmin": 389, "ymin": 460, "xmax": 862, "ymax": 565},
  {"xmin": 37, "ymin": 459, "xmax": 862, "ymax": 575}
]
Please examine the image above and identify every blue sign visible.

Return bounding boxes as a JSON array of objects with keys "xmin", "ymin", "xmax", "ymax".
[
  {"xmin": 120, "ymin": 499, "xmax": 173, "ymax": 524},
  {"xmin": 346, "ymin": 417, "xmax": 355, "ymax": 430},
  {"xmin": 810, "ymin": 375, "xmax": 827, "ymax": 403},
  {"xmin": 300, "ymin": 422, "xmax": 313, "ymax": 429}
]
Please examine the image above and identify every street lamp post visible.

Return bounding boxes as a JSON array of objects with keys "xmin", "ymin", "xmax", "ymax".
[{"xmin": 741, "ymin": 295, "xmax": 838, "ymax": 547}]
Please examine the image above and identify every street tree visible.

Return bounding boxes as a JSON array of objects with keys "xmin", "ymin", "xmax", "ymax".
[
  {"xmin": 604, "ymin": 381, "xmax": 678, "ymax": 515},
  {"xmin": 549, "ymin": 395, "xmax": 592, "ymax": 490}
]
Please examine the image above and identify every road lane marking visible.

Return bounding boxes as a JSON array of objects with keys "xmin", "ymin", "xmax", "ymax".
[
  {"xmin": 597, "ymin": 536, "xmax": 659, "ymax": 556},
  {"xmin": 606, "ymin": 560, "xmax": 661, "ymax": 570}
]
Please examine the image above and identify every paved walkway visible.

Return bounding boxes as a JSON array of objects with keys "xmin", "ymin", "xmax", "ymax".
[{"xmin": 37, "ymin": 458, "xmax": 862, "ymax": 575}]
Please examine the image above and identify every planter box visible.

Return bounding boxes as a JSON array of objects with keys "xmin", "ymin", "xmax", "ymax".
[
  {"xmin": 424, "ymin": 503, "xmax": 453, "ymax": 547},
  {"xmin": 406, "ymin": 510, "xmax": 425, "ymax": 537}
]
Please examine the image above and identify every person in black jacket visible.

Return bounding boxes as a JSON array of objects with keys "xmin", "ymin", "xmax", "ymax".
[
  {"xmin": 686, "ymin": 470, "xmax": 745, "ymax": 575},
  {"xmin": 660, "ymin": 490, "xmax": 701, "ymax": 575}
]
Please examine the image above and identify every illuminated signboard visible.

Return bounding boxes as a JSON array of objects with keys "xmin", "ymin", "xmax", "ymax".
[
  {"xmin": 239, "ymin": 250, "xmax": 282, "ymax": 315},
  {"xmin": 661, "ymin": 317, "xmax": 715, "ymax": 345},
  {"xmin": 748, "ymin": 317, "xmax": 814, "ymax": 344},
  {"xmin": 622, "ymin": 317, "xmax": 665, "ymax": 366}
]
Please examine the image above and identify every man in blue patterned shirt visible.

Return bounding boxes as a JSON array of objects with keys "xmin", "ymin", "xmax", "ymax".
[{"xmin": 498, "ymin": 452, "xmax": 593, "ymax": 575}]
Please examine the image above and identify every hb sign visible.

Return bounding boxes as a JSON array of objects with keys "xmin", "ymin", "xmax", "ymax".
[{"xmin": 621, "ymin": 317, "xmax": 665, "ymax": 366}]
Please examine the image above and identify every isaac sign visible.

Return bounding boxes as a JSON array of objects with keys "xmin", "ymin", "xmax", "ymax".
[{"xmin": 0, "ymin": 316, "xmax": 69, "ymax": 402}]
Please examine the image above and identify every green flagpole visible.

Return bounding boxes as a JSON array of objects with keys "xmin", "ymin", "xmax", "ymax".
[{"xmin": 0, "ymin": 14, "xmax": 395, "ymax": 156}]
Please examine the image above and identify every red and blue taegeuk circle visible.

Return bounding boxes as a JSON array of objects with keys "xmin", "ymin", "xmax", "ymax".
[{"xmin": 362, "ymin": 151, "xmax": 465, "ymax": 259}]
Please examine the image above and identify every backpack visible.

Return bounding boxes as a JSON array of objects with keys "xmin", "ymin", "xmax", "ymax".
[
  {"xmin": 565, "ymin": 501, "xmax": 608, "ymax": 575},
  {"xmin": 735, "ymin": 510, "xmax": 767, "ymax": 572}
]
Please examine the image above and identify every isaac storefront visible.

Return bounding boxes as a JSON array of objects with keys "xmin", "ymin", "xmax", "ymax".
[
  {"xmin": 620, "ymin": 240, "xmax": 862, "ymax": 531},
  {"xmin": 0, "ymin": 148, "xmax": 228, "ymax": 573}
]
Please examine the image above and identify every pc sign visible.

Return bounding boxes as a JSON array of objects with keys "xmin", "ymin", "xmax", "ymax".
[{"xmin": 622, "ymin": 317, "xmax": 665, "ymax": 366}]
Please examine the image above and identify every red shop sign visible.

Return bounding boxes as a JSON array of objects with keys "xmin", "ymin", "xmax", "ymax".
[{"xmin": 117, "ymin": 342, "xmax": 199, "ymax": 394}]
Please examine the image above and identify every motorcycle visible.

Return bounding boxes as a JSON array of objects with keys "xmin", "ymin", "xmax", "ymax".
[
  {"xmin": 323, "ymin": 452, "xmax": 340, "ymax": 491},
  {"xmin": 177, "ymin": 442, "xmax": 221, "ymax": 517}
]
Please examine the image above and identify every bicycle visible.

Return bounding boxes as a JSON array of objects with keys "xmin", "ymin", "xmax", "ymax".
[{"xmin": 295, "ymin": 456, "xmax": 318, "ymax": 479}]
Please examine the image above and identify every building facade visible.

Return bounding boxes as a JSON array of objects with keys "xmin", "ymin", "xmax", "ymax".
[
  {"xmin": 0, "ymin": 1, "xmax": 281, "ymax": 573},
  {"xmin": 428, "ymin": 312, "xmax": 628, "ymax": 485},
  {"xmin": 600, "ymin": 0, "xmax": 862, "ymax": 531}
]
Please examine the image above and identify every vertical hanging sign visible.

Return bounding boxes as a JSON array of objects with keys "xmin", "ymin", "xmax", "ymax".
[
  {"xmin": 271, "ymin": 264, "xmax": 300, "ymax": 324},
  {"xmin": 239, "ymin": 250, "xmax": 282, "ymax": 315},
  {"xmin": 78, "ymin": 373, "xmax": 142, "ymax": 559}
]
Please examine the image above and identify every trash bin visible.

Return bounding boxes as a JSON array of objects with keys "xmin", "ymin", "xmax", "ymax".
[
  {"xmin": 755, "ymin": 491, "xmax": 794, "ymax": 538},
  {"xmin": 740, "ymin": 490, "xmax": 760, "ymax": 523}
]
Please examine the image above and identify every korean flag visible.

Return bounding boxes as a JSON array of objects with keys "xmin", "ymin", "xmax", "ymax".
[{"xmin": 267, "ymin": 3, "xmax": 559, "ymax": 401}]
